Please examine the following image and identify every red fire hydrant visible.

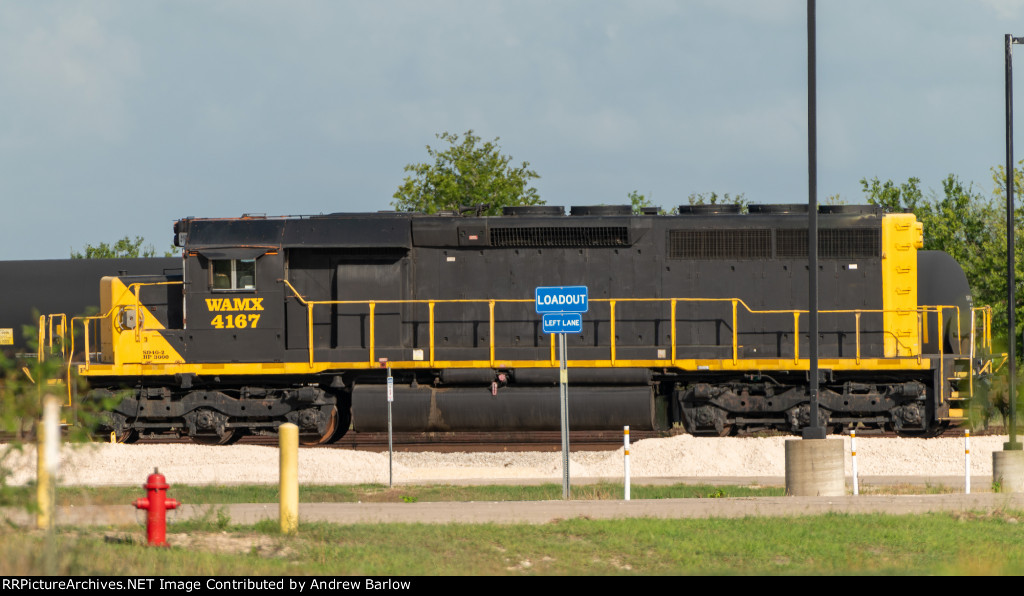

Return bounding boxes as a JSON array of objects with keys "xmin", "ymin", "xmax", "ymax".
[{"xmin": 134, "ymin": 468, "xmax": 179, "ymax": 546}]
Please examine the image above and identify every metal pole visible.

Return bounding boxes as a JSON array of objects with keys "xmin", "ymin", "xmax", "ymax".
[
  {"xmin": 387, "ymin": 366, "xmax": 394, "ymax": 487},
  {"xmin": 560, "ymin": 332, "xmax": 570, "ymax": 500},
  {"xmin": 1007, "ymin": 34, "xmax": 1022, "ymax": 451},
  {"xmin": 804, "ymin": 0, "xmax": 826, "ymax": 440}
]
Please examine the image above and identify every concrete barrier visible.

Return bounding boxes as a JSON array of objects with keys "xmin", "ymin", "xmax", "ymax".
[
  {"xmin": 785, "ymin": 438, "xmax": 845, "ymax": 497},
  {"xmin": 993, "ymin": 450, "xmax": 1024, "ymax": 493}
]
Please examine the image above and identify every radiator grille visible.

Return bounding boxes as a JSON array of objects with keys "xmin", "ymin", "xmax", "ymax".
[
  {"xmin": 490, "ymin": 226, "xmax": 629, "ymax": 247},
  {"xmin": 667, "ymin": 229, "xmax": 772, "ymax": 260},
  {"xmin": 776, "ymin": 228, "xmax": 880, "ymax": 258}
]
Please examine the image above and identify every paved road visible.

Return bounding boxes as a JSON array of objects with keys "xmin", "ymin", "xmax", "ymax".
[{"xmin": 3, "ymin": 476, "xmax": 1022, "ymax": 527}]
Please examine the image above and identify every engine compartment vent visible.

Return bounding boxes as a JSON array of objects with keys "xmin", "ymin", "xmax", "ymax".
[
  {"xmin": 776, "ymin": 228, "xmax": 881, "ymax": 258},
  {"xmin": 668, "ymin": 229, "xmax": 772, "ymax": 259}
]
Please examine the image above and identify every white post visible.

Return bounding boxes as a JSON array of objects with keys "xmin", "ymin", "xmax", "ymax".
[
  {"xmin": 624, "ymin": 426, "xmax": 630, "ymax": 501},
  {"xmin": 37, "ymin": 395, "xmax": 60, "ymax": 530},
  {"xmin": 965, "ymin": 429, "xmax": 971, "ymax": 494},
  {"xmin": 851, "ymin": 430, "xmax": 858, "ymax": 496},
  {"xmin": 44, "ymin": 396, "xmax": 60, "ymax": 481},
  {"xmin": 387, "ymin": 366, "xmax": 393, "ymax": 489}
]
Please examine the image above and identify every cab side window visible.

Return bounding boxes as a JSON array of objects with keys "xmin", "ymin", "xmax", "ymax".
[{"xmin": 211, "ymin": 259, "xmax": 256, "ymax": 291}]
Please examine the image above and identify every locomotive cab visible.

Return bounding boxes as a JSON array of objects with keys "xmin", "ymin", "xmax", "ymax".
[{"xmin": 182, "ymin": 246, "xmax": 285, "ymax": 364}]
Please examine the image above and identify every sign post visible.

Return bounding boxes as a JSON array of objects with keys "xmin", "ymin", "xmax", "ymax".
[
  {"xmin": 535, "ymin": 286, "xmax": 588, "ymax": 500},
  {"xmin": 387, "ymin": 366, "xmax": 394, "ymax": 488}
]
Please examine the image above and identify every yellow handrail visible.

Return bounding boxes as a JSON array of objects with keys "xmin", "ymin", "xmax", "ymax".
[
  {"xmin": 276, "ymin": 279, "xmax": 980, "ymax": 372},
  {"xmin": 61, "ymin": 277, "xmax": 991, "ymax": 396},
  {"xmin": 66, "ymin": 280, "xmax": 986, "ymax": 376},
  {"xmin": 609, "ymin": 300, "xmax": 616, "ymax": 364}
]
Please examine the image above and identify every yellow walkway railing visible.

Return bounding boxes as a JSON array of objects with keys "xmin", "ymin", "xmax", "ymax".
[
  {"xmin": 36, "ymin": 280, "xmax": 991, "ymax": 409},
  {"xmin": 278, "ymin": 279, "xmax": 983, "ymax": 374}
]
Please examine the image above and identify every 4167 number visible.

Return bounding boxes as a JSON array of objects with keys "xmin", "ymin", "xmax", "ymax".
[{"xmin": 210, "ymin": 314, "xmax": 261, "ymax": 329}]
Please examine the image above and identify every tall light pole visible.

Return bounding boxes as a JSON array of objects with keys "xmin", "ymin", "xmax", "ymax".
[
  {"xmin": 803, "ymin": 0, "xmax": 826, "ymax": 440},
  {"xmin": 1005, "ymin": 34, "xmax": 1024, "ymax": 451},
  {"xmin": 785, "ymin": 2, "xmax": 843, "ymax": 498}
]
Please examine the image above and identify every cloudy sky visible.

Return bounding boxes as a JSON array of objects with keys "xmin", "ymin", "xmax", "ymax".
[{"xmin": 2, "ymin": 0, "xmax": 1022, "ymax": 260}]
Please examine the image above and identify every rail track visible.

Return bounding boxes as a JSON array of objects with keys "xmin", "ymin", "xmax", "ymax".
[
  {"xmin": 122, "ymin": 424, "xmax": 994, "ymax": 451},
  {"xmin": 133, "ymin": 430, "xmax": 682, "ymax": 452},
  {"xmin": 1, "ymin": 424, "xmax": 998, "ymax": 452}
]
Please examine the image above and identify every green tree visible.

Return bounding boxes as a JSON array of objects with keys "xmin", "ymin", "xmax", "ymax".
[
  {"xmin": 629, "ymin": 190, "xmax": 747, "ymax": 215},
  {"xmin": 628, "ymin": 190, "xmax": 665, "ymax": 214},
  {"xmin": 861, "ymin": 175, "xmax": 993, "ymax": 267},
  {"xmin": 71, "ymin": 236, "xmax": 174, "ymax": 258},
  {"xmin": 991, "ymin": 159, "xmax": 1024, "ymax": 204},
  {"xmin": 686, "ymin": 191, "xmax": 748, "ymax": 210},
  {"xmin": 392, "ymin": 130, "xmax": 543, "ymax": 216}
]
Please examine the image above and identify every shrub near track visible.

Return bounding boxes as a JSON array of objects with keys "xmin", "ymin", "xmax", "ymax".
[{"xmin": 2, "ymin": 511, "xmax": 1023, "ymax": 575}]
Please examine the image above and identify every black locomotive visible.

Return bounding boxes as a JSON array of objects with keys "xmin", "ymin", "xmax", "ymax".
[{"xmin": 15, "ymin": 204, "xmax": 992, "ymax": 443}]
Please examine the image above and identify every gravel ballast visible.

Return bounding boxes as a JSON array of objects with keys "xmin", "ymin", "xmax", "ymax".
[{"xmin": 2, "ymin": 434, "xmax": 1009, "ymax": 487}]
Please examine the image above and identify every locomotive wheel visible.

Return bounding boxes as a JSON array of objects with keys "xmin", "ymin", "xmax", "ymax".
[
  {"xmin": 323, "ymin": 405, "xmax": 352, "ymax": 444},
  {"xmin": 101, "ymin": 412, "xmax": 139, "ymax": 444},
  {"xmin": 300, "ymin": 406, "xmax": 339, "ymax": 446},
  {"xmin": 190, "ymin": 429, "xmax": 244, "ymax": 445},
  {"xmin": 113, "ymin": 428, "xmax": 140, "ymax": 444}
]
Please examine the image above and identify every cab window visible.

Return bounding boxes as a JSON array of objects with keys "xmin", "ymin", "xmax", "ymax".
[{"xmin": 211, "ymin": 259, "xmax": 256, "ymax": 290}]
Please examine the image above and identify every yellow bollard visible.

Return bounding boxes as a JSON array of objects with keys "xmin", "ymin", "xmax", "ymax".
[
  {"xmin": 37, "ymin": 419, "xmax": 51, "ymax": 530},
  {"xmin": 279, "ymin": 423, "xmax": 299, "ymax": 534}
]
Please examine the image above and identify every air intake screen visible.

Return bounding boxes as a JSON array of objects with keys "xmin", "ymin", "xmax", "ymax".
[
  {"xmin": 667, "ymin": 229, "xmax": 772, "ymax": 259},
  {"xmin": 776, "ymin": 228, "xmax": 880, "ymax": 258},
  {"xmin": 490, "ymin": 227, "xmax": 629, "ymax": 247}
]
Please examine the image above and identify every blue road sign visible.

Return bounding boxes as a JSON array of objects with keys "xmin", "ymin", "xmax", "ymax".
[
  {"xmin": 535, "ymin": 286, "xmax": 589, "ymax": 314},
  {"xmin": 542, "ymin": 313, "xmax": 583, "ymax": 334}
]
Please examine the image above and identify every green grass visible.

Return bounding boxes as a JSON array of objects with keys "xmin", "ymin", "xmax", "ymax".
[
  {"xmin": 4, "ymin": 482, "xmax": 1016, "ymax": 575},
  {"xmin": 3, "ymin": 510, "xmax": 1023, "ymax": 575},
  {"xmin": 0, "ymin": 482, "xmax": 787, "ymax": 507}
]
